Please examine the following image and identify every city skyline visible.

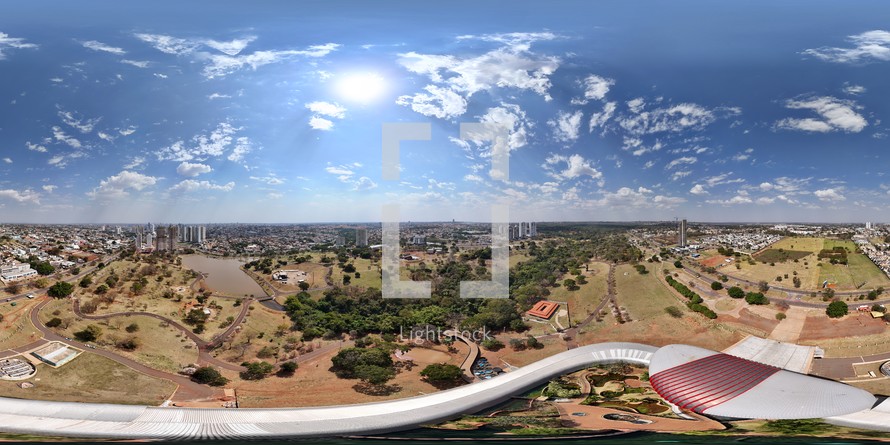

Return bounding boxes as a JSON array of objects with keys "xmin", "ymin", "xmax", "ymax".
[{"xmin": 2, "ymin": 1, "xmax": 890, "ymax": 224}]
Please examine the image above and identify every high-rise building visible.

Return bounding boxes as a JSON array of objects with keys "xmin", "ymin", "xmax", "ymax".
[
  {"xmin": 135, "ymin": 226, "xmax": 143, "ymax": 251},
  {"xmin": 866, "ymin": 222, "xmax": 873, "ymax": 230},
  {"xmin": 519, "ymin": 222, "xmax": 527, "ymax": 238},
  {"xmin": 529, "ymin": 222, "xmax": 537, "ymax": 237},
  {"xmin": 678, "ymin": 219, "xmax": 688, "ymax": 248},
  {"xmin": 145, "ymin": 232, "xmax": 153, "ymax": 249},
  {"xmin": 168, "ymin": 225, "xmax": 178, "ymax": 251},
  {"xmin": 356, "ymin": 228, "xmax": 369, "ymax": 247}
]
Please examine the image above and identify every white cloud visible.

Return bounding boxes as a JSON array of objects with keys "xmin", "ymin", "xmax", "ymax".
[
  {"xmin": 464, "ymin": 174, "xmax": 484, "ymax": 182},
  {"xmin": 2, "ymin": 157, "xmax": 11, "ymax": 164},
  {"xmin": 665, "ymin": 156, "xmax": 697, "ymax": 169},
  {"xmin": 352, "ymin": 176, "xmax": 377, "ymax": 191},
  {"xmin": 176, "ymin": 161, "xmax": 212, "ymax": 177},
  {"xmin": 169, "ymin": 180, "xmax": 235, "ymax": 193},
  {"xmin": 618, "ymin": 102, "xmax": 739, "ymax": 136},
  {"xmin": 87, "ymin": 171, "xmax": 158, "ymax": 200},
  {"xmin": 572, "ymin": 74, "xmax": 614, "ymax": 105},
  {"xmin": 0, "ymin": 32, "xmax": 37, "ymax": 60},
  {"xmin": 544, "ymin": 154, "xmax": 603, "ymax": 184},
  {"xmin": 671, "ymin": 170, "xmax": 692, "ymax": 181},
  {"xmin": 156, "ymin": 122, "xmax": 241, "ymax": 161},
  {"xmin": 756, "ymin": 197, "xmax": 775, "ymax": 205},
  {"xmin": 306, "ymin": 101, "xmax": 346, "ymax": 118},
  {"xmin": 308, "ymin": 116, "xmax": 334, "ymax": 131},
  {"xmin": 843, "ymin": 84, "xmax": 867, "ymax": 95},
  {"xmin": 396, "ymin": 37, "xmax": 560, "ymax": 119},
  {"xmin": 588, "ymin": 102, "xmax": 617, "ymax": 133},
  {"xmin": 396, "ymin": 84, "xmax": 467, "ymax": 119},
  {"xmin": 201, "ymin": 43, "xmax": 339, "ymax": 78},
  {"xmin": 123, "ymin": 156, "xmax": 145, "ymax": 170},
  {"xmin": 98, "ymin": 132, "xmax": 115, "ymax": 142},
  {"xmin": 814, "ymin": 188, "xmax": 846, "ymax": 202},
  {"xmin": 25, "ymin": 142, "xmax": 47, "ymax": 152},
  {"xmin": 690, "ymin": 184, "xmax": 708, "ymax": 195},
  {"xmin": 227, "ymin": 137, "xmax": 253, "ymax": 163},
  {"xmin": 154, "ymin": 73, "xmax": 168, "ymax": 79},
  {"xmin": 80, "ymin": 40, "xmax": 125, "ymax": 55},
  {"xmin": 51, "ymin": 126, "xmax": 83, "ymax": 148},
  {"xmin": 460, "ymin": 104, "xmax": 531, "ymax": 179},
  {"xmin": 250, "ymin": 175, "xmax": 285, "ymax": 185},
  {"xmin": 803, "ymin": 30, "xmax": 890, "ymax": 64},
  {"xmin": 120, "ymin": 59, "xmax": 150, "ymax": 68},
  {"xmin": 0, "ymin": 188, "xmax": 39, "ymax": 204},
  {"xmin": 775, "ymin": 96, "xmax": 867, "ymax": 133},
  {"xmin": 42, "ymin": 185, "xmax": 57, "ymax": 193},
  {"xmin": 706, "ymin": 195, "xmax": 753, "ymax": 205},
  {"xmin": 119, "ymin": 126, "xmax": 137, "ymax": 136},
  {"xmin": 325, "ymin": 165, "xmax": 354, "ymax": 176},
  {"xmin": 208, "ymin": 93, "xmax": 231, "ymax": 100},
  {"xmin": 134, "ymin": 33, "xmax": 200, "ymax": 55},
  {"xmin": 57, "ymin": 108, "xmax": 101, "ymax": 133},
  {"xmin": 203, "ymin": 36, "xmax": 256, "ymax": 56},
  {"xmin": 548, "ymin": 110, "xmax": 583, "ymax": 142}
]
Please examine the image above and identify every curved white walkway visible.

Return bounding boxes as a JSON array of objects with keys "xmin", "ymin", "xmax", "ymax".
[{"xmin": 0, "ymin": 342, "xmax": 656, "ymax": 440}]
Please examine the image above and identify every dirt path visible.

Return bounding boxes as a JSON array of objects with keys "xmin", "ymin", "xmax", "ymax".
[
  {"xmin": 768, "ymin": 305, "xmax": 808, "ymax": 343},
  {"xmin": 565, "ymin": 263, "xmax": 616, "ymax": 349}
]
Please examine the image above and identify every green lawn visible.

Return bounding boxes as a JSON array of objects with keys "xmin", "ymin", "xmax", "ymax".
[
  {"xmin": 546, "ymin": 261, "xmax": 609, "ymax": 325},
  {"xmin": 818, "ymin": 240, "xmax": 890, "ymax": 289},
  {"xmin": 615, "ymin": 263, "xmax": 684, "ymax": 321}
]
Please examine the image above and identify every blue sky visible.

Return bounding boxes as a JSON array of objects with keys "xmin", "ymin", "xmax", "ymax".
[{"xmin": 1, "ymin": 0, "xmax": 890, "ymax": 223}]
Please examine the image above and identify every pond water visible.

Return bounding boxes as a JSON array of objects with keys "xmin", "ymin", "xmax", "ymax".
[{"xmin": 180, "ymin": 255, "xmax": 265, "ymax": 297}]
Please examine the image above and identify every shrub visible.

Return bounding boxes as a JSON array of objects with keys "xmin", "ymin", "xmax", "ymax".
[
  {"xmin": 125, "ymin": 323, "xmax": 139, "ymax": 333},
  {"xmin": 727, "ymin": 286, "xmax": 745, "ymax": 299},
  {"xmin": 775, "ymin": 312, "xmax": 787, "ymax": 320},
  {"xmin": 278, "ymin": 361, "xmax": 298, "ymax": 376},
  {"xmin": 420, "ymin": 363, "xmax": 463, "ymax": 383},
  {"xmin": 745, "ymin": 292, "xmax": 769, "ymax": 305},
  {"xmin": 710, "ymin": 281, "xmax": 723, "ymax": 291},
  {"xmin": 45, "ymin": 317, "xmax": 62, "ymax": 328},
  {"xmin": 665, "ymin": 306, "xmax": 683, "ymax": 318},
  {"xmin": 241, "ymin": 361, "xmax": 276, "ymax": 380},
  {"xmin": 192, "ymin": 366, "xmax": 229, "ymax": 386}
]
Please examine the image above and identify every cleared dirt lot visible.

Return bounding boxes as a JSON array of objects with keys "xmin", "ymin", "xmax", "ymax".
[{"xmin": 799, "ymin": 312, "xmax": 886, "ymax": 341}]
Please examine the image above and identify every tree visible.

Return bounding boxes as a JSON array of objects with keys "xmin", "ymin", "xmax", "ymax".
[
  {"xmin": 45, "ymin": 317, "xmax": 63, "ymax": 327},
  {"xmin": 665, "ymin": 306, "xmax": 683, "ymax": 318},
  {"xmin": 79, "ymin": 276, "xmax": 92, "ymax": 288},
  {"xmin": 298, "ymin": 281, "xmax": 310, "ymax": 291},
  {"xmin": 192, "ymin": 366, "xmax": 229, "ymax": 386},
  {"xmin": 745, "ymin": 292, "xmax": 769, "ymax": 305},
  {"xmin": 31, "ymin": 261, "xmax": 55, "ymax": 276},
  {"xmin": 710, "ymin": 281, "xmax": 723, "ymax": 291},
  {"xmin": 125, "ymin": 323, "xmax": 140, "ymax": 333},
  {"xmin": 727, "ymin": 286, "xmax": 745, "ymax": 299},
  {"xmin": 420, "ymin": 363, "xmax": 463, "ymax": 383},
  {"xmin": 354, "ymin": 364, "xmax": 396, "ymax": 386},
  {"xmin": 183, "ymin": 308, "xmax": 209, "ymax": 325},
  {"xmin": 562, "ymin": 278, "xmax": 578, "ymax": 291},
  {"xmin": 5, "ymin": 283, "xmax": 21, "ymax": 295},
  {"xmin": 95, "ymin": 284, "xmax": 108, "ymax": 294},
  {"xmin": 758, "ymin": 281, "xmax": 770, "ymax": 292},
  {"xmin": 826, "ymin": 300, "xmax": 848, "ymax": 318},
  {"xmin": 74, "ymin": 324, "xmax": 102, "ymax": 342},
  {"xmin": 342, "ymin": 275, "xmax": 351, "ymax": 285},
  {"xmin": 278, "ymin": 361, "xmax": 298, "ymax": 376},
  {"xmin": 240, "ymin": 361, "xmax": 275, "ymax": 380},
  {"xmin": 47, "ymin": 281, "xmax": 74, "ymax": 299},
  {"xmin": 674, "ymin": 260, "xmax": 683, "ymax": 268}
]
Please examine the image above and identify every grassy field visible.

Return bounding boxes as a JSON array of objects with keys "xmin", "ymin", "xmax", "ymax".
[
  {"xmin": 0, "ymin": 352, "xmax": 176, "ymax": 405},
  {"xmin": 754, "ymin": 249, "xmax": 810, "ymax": 263},
  {"xmin": 330, "ymin": 258, "xmax": 381, "ymax": 289},
  {"xmin": 817, "ymin": 240, "xmax": 890, "ymax": 289},
  {"xmin": 214, "ymin": 303, "xmax": 294, "ymax": 364},
  {"xmin": 43, "ymin": 307, "xmax": 199, "ymax": 373},
  {"xmin": 0, "ymin": 298, "xmax": 41, "ymax": 351},
  {"xmin": 546, "ymin": 261, "xmax": 609, "ymax": 325},
  {"xmin": 615, "ymin": 263, "xmax": 684, "ymax": 321}
]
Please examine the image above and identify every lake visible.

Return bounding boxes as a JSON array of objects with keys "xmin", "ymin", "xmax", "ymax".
[{"xmin": 179, "ymin": 255, "xmax": 265, "ymax": 297}]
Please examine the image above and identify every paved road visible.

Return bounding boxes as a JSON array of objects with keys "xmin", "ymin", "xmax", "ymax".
[{"xmin": 811, "ymin": 351, "xmax": 890, "ymax": 380}]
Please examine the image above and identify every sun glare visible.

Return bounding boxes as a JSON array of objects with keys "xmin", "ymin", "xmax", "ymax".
[{"xmin": 335, "ymin": 72, "xmax": 387, "ymax": 103}]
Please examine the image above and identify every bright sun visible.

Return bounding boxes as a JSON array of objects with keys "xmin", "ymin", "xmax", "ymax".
[{"xmin": 336, "ymin": 73, "xmax": 387, "ymax": 103}]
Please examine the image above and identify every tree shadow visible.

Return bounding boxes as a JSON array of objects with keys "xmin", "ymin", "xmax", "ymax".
[{"xmin": 352, "ymin": 382, "xmax": 402, "ymax": 396}]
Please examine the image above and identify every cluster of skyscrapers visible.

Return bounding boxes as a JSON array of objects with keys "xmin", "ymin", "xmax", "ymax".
[
  {"xmin": 134, "ymin": 223, "xmax": 206, "ymax": 252},
  {"xmin": 509, "ymin": 222, "xmax": 537, "ymax": 240}
]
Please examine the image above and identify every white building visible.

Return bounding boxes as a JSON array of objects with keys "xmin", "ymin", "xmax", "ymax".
[
  {"xmin": 0, "ymin": 263, "xmax": 38, "ymax": 281},
  {"xmin": 356, "ymin": 228, "xmax": 368, "ymax": 247}
]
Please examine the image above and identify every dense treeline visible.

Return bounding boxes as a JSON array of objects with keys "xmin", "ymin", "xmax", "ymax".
[{"xmin": 664, "ymin": 275, "xmax": 717, "ymax": 319}]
